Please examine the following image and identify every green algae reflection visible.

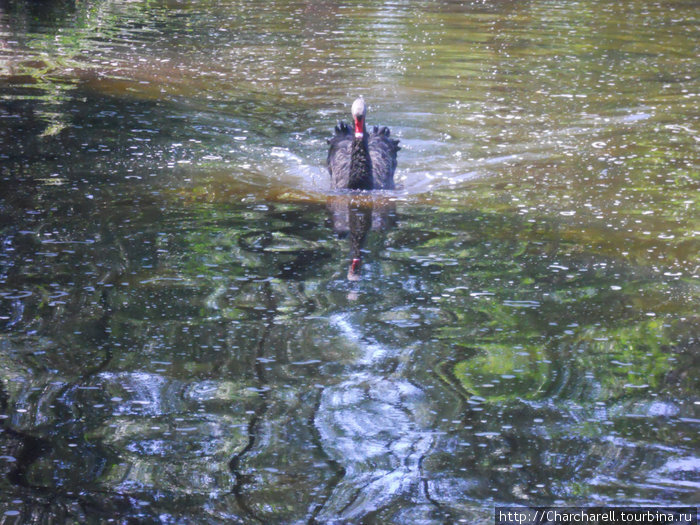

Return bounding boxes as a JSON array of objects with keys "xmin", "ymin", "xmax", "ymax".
[{"xmin": 453, "ymin": 343, "xmax": 550, "ymax": 402}]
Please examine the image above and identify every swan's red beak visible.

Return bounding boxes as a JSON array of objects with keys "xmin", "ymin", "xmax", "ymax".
[
  {"xmin": 354, "ymin": 116, "xmax": 364, "ymax": 138},
  {"xmin": 347, "ymin": 257, "xmax": 362, "ymax": 281}
]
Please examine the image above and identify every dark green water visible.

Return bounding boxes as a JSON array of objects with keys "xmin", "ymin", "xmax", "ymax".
[{"xmin": 1, "ymin": 0, "xmax": 698, "ymax": 522}]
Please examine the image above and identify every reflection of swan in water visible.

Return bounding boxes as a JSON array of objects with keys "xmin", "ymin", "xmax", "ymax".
[
  {"xmin": 326, "ymin": 194, "xmax": 396, "ymax": 281},
  {"xmin": 314, "ymin": 313, "xmax": 435, "ymax": 521}
]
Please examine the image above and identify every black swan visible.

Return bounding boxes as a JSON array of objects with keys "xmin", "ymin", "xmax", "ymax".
[{"xmin": 327, "ymin": 98, "xmax": 400, "ymax": 191}]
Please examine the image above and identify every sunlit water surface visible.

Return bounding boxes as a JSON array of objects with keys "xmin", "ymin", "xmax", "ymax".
[{"xmin": 1, "ymin": 0, "xmax": 698, "ymax": 522}]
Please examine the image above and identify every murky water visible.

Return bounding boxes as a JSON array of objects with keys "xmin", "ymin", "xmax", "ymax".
[{"xmin": 1, "ymin": 0, "xmax": 698, "ymax": 522}]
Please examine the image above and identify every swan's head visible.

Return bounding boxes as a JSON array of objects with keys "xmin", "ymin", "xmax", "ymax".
[{"xmin": 351, "ymin": 97, "xmax": 366, "ymax": 138}]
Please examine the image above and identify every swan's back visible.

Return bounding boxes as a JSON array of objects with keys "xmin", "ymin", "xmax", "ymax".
[
  {"xmin": 368, "ymin": 126, "xmax": 399, "ymax": 190},
  {"xmin": 327, "ymin": 121, "xmax": 353, "ymax": 190}
]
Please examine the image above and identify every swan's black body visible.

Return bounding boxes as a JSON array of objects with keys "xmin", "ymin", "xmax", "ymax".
[{"xmin": 327, "ymin": 100, "xmax": 400, "ymax": 190}]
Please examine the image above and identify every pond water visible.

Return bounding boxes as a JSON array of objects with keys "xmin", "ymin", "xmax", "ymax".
[{"xmin": 1, "ymin": 0, "xmax": 698, "ymax": 522}]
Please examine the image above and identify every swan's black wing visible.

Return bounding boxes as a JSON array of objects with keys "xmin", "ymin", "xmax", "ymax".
[
  {"xmin": 327, "ymin": 120, "xmax": 353, "ymax": 189},
  {"xmin": 368, "ymin": 126, "xmax": 400, "ymax": 190}
]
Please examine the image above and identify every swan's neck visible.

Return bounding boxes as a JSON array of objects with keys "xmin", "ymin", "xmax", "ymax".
[{"xmin": 348, "ymin": 136, "xmax": 373, "ymax": 190}]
